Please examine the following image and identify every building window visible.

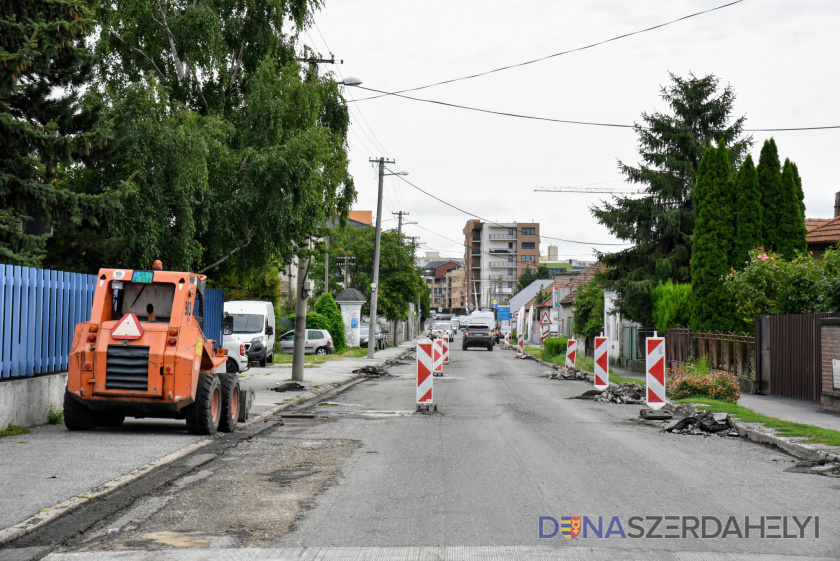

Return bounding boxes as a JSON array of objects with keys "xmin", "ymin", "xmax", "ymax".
[
  {"xmin": 508, "ymin": 228, "xmax": 514, "ymax": 236},
  {"xmin": 521, "ymin": 255, "xmax": 535, "ymax": 262},
  {"xmin": 508, "ymin": 242, "xmax": 513, "ymax": 249},
  {"xmin": 507, "ymin": 256, "xmax": 514, "ymax": 262},
  {"xmin": 521, "ymin": 242, "xmax": 535, "ymax": 249},
  {"xmin": 508, "ymin": 282, "xmax": 513, "ymax": 289},
  {"xmin": 508, "ymin": 268, "xmax": 515, "ymax": 276},
  {"xmin": 521, "ymin": 227, "xmax": 535, "ymax": 235}
]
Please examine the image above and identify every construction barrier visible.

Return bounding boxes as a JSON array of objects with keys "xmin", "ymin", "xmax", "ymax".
[
  {"xmin": 416, "ymin": 339, "xmax": 433, "ymax": 408},
  {"xmin": 540, "ymin": 325, "xmax": 549, "ymax": 345},
  {"xmin": 433, "ymin": 337, "xmax": 444, "ymax": 376},
  {"xmin": 646, "ymin": 335, "xmax": 666, "ymax": 410},
  {"xmin": 594, "ymin": 336, "xmax": 609, "ymax": 390},
  {"xmin": 517, "ymin": 332, "xmax": 524, "ymax": 357},
  {"xmin": 442, "ymin": 336, "xmax": 450, "ymax": 363},
  {"xmin": 504, "ymin": 331, "xmax": 510, "ymax": 348},
  {"xmin": 565, "ymin": 339, "xmax": 577, "ymax": 369}
]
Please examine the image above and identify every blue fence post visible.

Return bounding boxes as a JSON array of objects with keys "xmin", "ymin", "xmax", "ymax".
[
  {"xmin": 34, "ymin": 268, "xmax": 44, "ymax": 374},
  {"xmin": 0, "ymin": 265, "xmax": 7, "ymax": 378},
  {"xmin": 11, "ymin": 266, "xmax": 22, "ymax": 377},
  {"xmin": 24, "ymin": 267, "xmax": 36, "ymax": 376}
]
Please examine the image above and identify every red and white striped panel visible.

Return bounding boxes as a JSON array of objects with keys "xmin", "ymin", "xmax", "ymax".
[
  {"xmin": 540, "ymin": 325, "xmax": 549, "ymax": 344},
  {"xmin": 416, "ymin": 339, "xmax": 433, "ymax": 404},
  {"xmin": 433, "ymin": 338, "xmax": 444, "ymax": 373},
  {"xmin": 565, "ymin": 339, "xmax": 577, "ymax": 369},
  {"xmin": 504, "ymin": 331, "xmax": 510, "ymax": 348},
  {"xmin": 442, "ymin": 336, "xmax": 450, "ymax": 363},
  {"xmin": 517, "ymin": 332, "xmax": 524, "ymax": 356},
  {"xmin": 594, "ymin": 336, "xmax": 609, "ymax": 390},
  {"xmin": 646, "ymin": 336, "xmax": 666, "ymax": 410}
]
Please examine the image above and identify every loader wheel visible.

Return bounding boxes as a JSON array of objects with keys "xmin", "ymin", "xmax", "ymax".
[
  {"xmin": 185, "ymin": 374, "xmax": 222, "ymax": 435},
  {"xmin": 219, "ymin": 373, "xmax": 240, "ymax": 433},
  {"xmin": 63, "ymin": 390, "xmax": 97, "ymax": 431},
  {"xmin": 96, "ymin": 413, "xmax": 125, "ymax": 428}
]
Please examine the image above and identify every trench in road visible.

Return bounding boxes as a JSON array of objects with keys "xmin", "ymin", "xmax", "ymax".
[{"xmin": 24, "ymin": 338, "xmax": 840, "ymax": 557}]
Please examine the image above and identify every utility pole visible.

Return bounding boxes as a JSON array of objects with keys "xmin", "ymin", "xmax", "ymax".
[
  {"xmin": 324, "ymin": 234, "xmax": 329, "ymax": 294},
  {"xmin": 367, "ymin": 157, "xmax": 395, "ymax": 359},
  {"xmin": 393, "ymin": 211, "xmax": 409, "ymax": 236},
  {"xmin": 390, "ymin": 211, "xmax": 412, "ymax": 347},
  {"xmin": 337, "ymin": 256, "xmax": 355, "ymax": 288},
  {"xmin": 291, "ymin": 241, "xmax": 312, "ymax": 382},
  {"xmin": 408, "ymin": 236, "xmax": 422, "ymax": 338}
]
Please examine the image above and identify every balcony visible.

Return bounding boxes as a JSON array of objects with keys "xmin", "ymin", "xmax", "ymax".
[
  {"xmin": 489, "ymin": 261, "xmax": 516, "ymax": 267},
  {"xmin": 489, "ymin": 274, "xmax": 517, "ymax": 281},
  {"xmin": 471, "ymin": 249, "xmax": 481, "ymax": 255},
  {"xmin": 489, "ymin": 249, "xmax": 515, "ymax": 254},
  {"xmin": 488, "ymin": 234, "xmax": 516, "ymax": 240}
]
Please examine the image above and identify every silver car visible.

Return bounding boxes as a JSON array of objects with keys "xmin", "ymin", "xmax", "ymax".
[{"xmin": 278, "ymin": 329, "xmax": 335, "ymax": 355}]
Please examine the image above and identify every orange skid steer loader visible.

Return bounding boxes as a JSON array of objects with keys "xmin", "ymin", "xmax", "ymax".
[{"xmin": 65, "ymin": 261, "xmax": 242, "ymax": 435}]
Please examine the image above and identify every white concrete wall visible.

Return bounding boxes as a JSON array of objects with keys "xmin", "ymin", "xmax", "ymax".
[{"xmin": 0, "ymin": 373, "xmax": 67, "ymax": 428}]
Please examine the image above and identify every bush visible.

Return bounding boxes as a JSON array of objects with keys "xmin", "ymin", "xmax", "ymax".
[
  {"xmin": 651, "ymin": 281, "xmax": 691, "ymax": 333},
  {"xmin": 314, "ymin": 294, "xmax": 346, "ymax": 352},
  {"xmin": 666, "ymin": 368, "xmax": 741, "ymax": 403},
  {"xmin": 543, "ymin": 337, "xmax": 569, "ymax": 358}
]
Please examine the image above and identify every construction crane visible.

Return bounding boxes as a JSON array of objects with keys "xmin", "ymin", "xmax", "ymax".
[{"xmin": 534, "ymin": 186, "xmax": 646, "ymax": 194}]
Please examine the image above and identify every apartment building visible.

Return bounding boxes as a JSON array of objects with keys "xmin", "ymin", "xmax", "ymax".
[
  {"xmin": 463, "ymin": 220, "xmax": 540, "ymax": 310},
  {"xmin": 445, "ymin": 266, "xmax": 467, "ymax": 314},
  {"xmin": 422, "ymin": 260, "xmax": 463, "ymax": 312}
]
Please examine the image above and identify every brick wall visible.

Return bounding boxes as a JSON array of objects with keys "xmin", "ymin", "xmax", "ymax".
[{"xmin": 819, "ymin": 323, "xmax": 840, "ymax": 412}]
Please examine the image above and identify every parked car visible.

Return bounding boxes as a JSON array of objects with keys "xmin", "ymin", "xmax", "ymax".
[
  {"xmin": 360, "ymin": 324, "xmax": 386, "ymax": 350},
  {"xmin": 278, "ymin": 329, "xmax": 335, "ymax": 355},
  {"xmin": 500, "ymin": 326, "xmax": 512, "ymax": 343},
  {"xmin": 225, "ymin": 300, "xmax": 276, "ymax": 366},
  {"xmin": 219, "ymin": 314, "xmax": 249, "ymax": 373}
]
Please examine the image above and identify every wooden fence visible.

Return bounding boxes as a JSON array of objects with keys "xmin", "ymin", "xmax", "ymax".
[
  {"xmin": 665, "ymin": 327, "xmax": 756, "ymax": 378},
  {"xmin": 1, "ymin": 265, "xmax": 224, "ymax": 379}
]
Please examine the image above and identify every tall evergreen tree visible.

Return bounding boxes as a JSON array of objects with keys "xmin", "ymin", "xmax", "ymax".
[
  {"xmin": 757, "ymin": 138, "xmax": 782, "ymax": 252},
  {"xmin": 591, "ymin": 73, "xmax": 751, "ymax": 325},
  {"xmin": 0, "ymin": 0, "xmax": 104, "ymax": 265},
  {"xmin": 691, "ymin": 142, "xmax": 737, "ymax": 331},
  {"xmin": 776, "ymin": 159, "xmax": 807, "ymax": 259},
  {"xmin": 733, "ymin": 155, "xmax": 762, "ymax": 268}
]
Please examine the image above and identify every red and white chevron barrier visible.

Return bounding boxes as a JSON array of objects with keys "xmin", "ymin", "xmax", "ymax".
[
  {"xmin": 646, "ymin": 335, "xmax": 666, "ymax": 410},
  {"xmin": 416, "ymin": 339, "xmax": 433, "ymax": 406},
  {"xmin": 540, "ymin": 325, "xmax": 549, "ymax": 345},
  {"xmin": 517, "ymin": 332, "xmax": 524, "ymax": 357},
  {"xmin": 442, "ymin": 336, "xmax": 450, "ymax": 364},
  {"xmin": 433, "ymin": 337, "xmax": 444, "ymax": 376},
  {"xmin": 504, "ymin": 331, "xmax": 510, "ymax": 348},
  {"xmin": 594, "ymin": 336, "xmax": 609, "ymax": 390},
  {"xmin": 565, "ymin": 339, "xmax": 577, "ymax": 369}
]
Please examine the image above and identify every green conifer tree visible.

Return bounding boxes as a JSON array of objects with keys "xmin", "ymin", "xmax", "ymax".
[
  {"xmin": 691, "ymin": 143, "xmax": 737, "ymax": 331},
  {"xmin": 733, "ymin": 155, "xmax": 762, "ymax": 268},
  {"xmin": 0, "ymin": 0, "xmax": 104, "ymax": 265},
  {"xmin": 757, "ymin": 139, "xmax": 782, "ymax": 252},
  {"xmin": 776, "ymin": 159, "xmax": 807, "ymax": 259}
]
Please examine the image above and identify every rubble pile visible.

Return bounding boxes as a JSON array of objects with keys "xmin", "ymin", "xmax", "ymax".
[
  {"xmin": 660, "ymin": 404, "xmax": 740, "ymax": 437},
  {"xmin": 545, "ymin": 367, "xmax": 590, "ymax": 381},
  {"xmin": 352, "ymin": 365, "xmax": 391, "ymax": 377},
  {"xmin": 382, "ymin": 358, "xmax": 408, "ymax": 367},
  {"xmin": 786, "ymin": 459, "xmax": 840, "ymax": 478},
  {"xmin": 595, "ymin": 383, "xmax": 646, "ymax": 404},
  {"xmin": 401, "ymin": 350, "xmax": 416, "ymax": 361},
  {"xmin": 271, "ymin": 382, "xmax": 306, "ymax": 392}
]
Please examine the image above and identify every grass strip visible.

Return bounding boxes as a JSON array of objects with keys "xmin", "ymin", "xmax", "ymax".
[
  {"xmin": 272, "ymin": 347, "xmax": 372, "ymax": 365},
  {"xmin": 677, "ymin": 398, "xmax": 840, "ymax": 447},
  {"xmin": 524, "ymin": 346, "xmax": 640, "ymax": 385}
]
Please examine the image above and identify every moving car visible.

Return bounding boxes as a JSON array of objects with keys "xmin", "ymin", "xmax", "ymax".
[
  {"xmin": 430, "ymin": 321, "xmax": 454, "ymax": 342},
  {"xmin": 462, "ymin": 323, "xmax": 494, "ymax": 351},
  {"xmin": 224, "ymin": 301, "xmax": 276, "ymax": 367},
  {"xmin": 278, "ymin": 329, "xmax": 335, "ymax": 355},
  {"xmin": 360, "ymin": 324, "xmax": 386, "ymax": 350}
]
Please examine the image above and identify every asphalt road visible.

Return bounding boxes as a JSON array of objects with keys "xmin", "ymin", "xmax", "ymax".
[{"xmin": 22, "ymin": 335, "xmax": 840, "ymax": 560}]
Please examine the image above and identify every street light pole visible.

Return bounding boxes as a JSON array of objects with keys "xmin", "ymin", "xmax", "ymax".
[{"xmin": 366, "ymin": 158, "xmax": 407, "ymax": 359}]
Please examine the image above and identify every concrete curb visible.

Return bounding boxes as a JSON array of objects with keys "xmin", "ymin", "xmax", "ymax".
[
  {"xmin": 527, "ymin": 350, "xmax": 840, "ymax": 465},
  {"xmin": 0, "ymin": 349, "xmax": 409, "ymax": 546}
]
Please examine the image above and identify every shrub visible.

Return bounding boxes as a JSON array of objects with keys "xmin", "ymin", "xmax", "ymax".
[
  {"xmin": 666, "ymin": 367, "xmax": 741, "ymax": 403},
  {"xmin": 313, "ymin": 294, "xmax": 346, "ymax": 352},
  {"xmin": 543, "ymin": 337, "xmax": 569, "ymax": 358},
  {"xmin": 651, "ymin": 281, "xmax": 691, "ymax": 333}
]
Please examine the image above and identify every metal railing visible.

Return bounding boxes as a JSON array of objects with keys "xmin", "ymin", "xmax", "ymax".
[
  {"xmin": 489, "ymin": 234, "xmax": 516, "ymax": 240},
  {"xmin": 489, "ymin": 261, "xmax": 516, "ymax": 267}
]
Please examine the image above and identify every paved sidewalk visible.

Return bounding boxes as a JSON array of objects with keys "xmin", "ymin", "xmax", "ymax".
[
  {"xmin": 610, "ymin": 364, "xmax": 840, "ymax": 431},
  {"xmin": 0, "ymin": 341, "xmax": 416, "ymax": 543}
]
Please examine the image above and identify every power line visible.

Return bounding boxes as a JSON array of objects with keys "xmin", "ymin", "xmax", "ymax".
[
  {"xmin": 351, "ymin": 1, "xmax": 744, "ymax": 101},
  {"xmin": 388, "ymin": 170, "xmax": 632, "ymax": 246},
  {"xmin": 357, "ymin": 86, "xmax": 840, "ymax": 132}
]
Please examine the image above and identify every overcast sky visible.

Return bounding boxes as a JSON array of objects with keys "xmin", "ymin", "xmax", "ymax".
[{"xmin": 308, "ymin": 0, "xmax": 840, "ymax": 262}]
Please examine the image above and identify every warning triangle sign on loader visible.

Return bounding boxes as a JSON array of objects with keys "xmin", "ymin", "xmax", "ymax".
[{"xmin": 111, "ymin": 313, "xmax": 144, "ymax": 340}]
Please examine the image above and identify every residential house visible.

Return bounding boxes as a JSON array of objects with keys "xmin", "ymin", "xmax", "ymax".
[{"xmin": 423, "ymin": 260, "xmax": 463, "ymax": 312}]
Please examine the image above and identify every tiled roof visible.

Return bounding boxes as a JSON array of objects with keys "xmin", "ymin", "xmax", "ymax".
[
  {"xmin": 806, "ymin": 218, "xmax": 831, "ymax": 232},
  {"xmin": 806, "ymin": 216, "xmax": 840, "ymax": 245},
  {"xmin": 530, "ymin": 262, "xmax": 602, "ymax": 308}
]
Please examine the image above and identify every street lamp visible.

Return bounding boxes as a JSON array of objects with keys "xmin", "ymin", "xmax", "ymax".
[
  {"xmin": 342, "ymin": 76, "xmax": 363, "ymax": 86},
  {"xmin": 367, "ymin": 160, "xmax": 408, "ymax": 359}
]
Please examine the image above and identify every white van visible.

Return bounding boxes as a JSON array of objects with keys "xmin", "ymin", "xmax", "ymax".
[{"xmin": 224, "ymin": 301, "xmax": 276, "ymax": 367}]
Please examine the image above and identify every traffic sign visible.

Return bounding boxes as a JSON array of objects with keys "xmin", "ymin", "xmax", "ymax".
[
  {"xmin": 646, "ymin": 336, "xmax": 666, "ymax": 410},
  {"xmin": 497, "ymin": 306, "xmax": 510, "ymax": 321},
  {"xmin": 594, "ymin": 336, "xmax": 609, "ymax": 390},
  {"xmin": 539, "ymin": 311, "xmax": 552, "ymax": 325}
]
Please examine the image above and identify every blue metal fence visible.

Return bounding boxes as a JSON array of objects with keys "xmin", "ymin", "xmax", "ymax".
[
  {"xmin": 1, "ymin": 266, "xmax": 227, "ymax": 378},
  {"xmin": 0, "ymin": 265, "xmax": 97, "ymax": 378}
]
